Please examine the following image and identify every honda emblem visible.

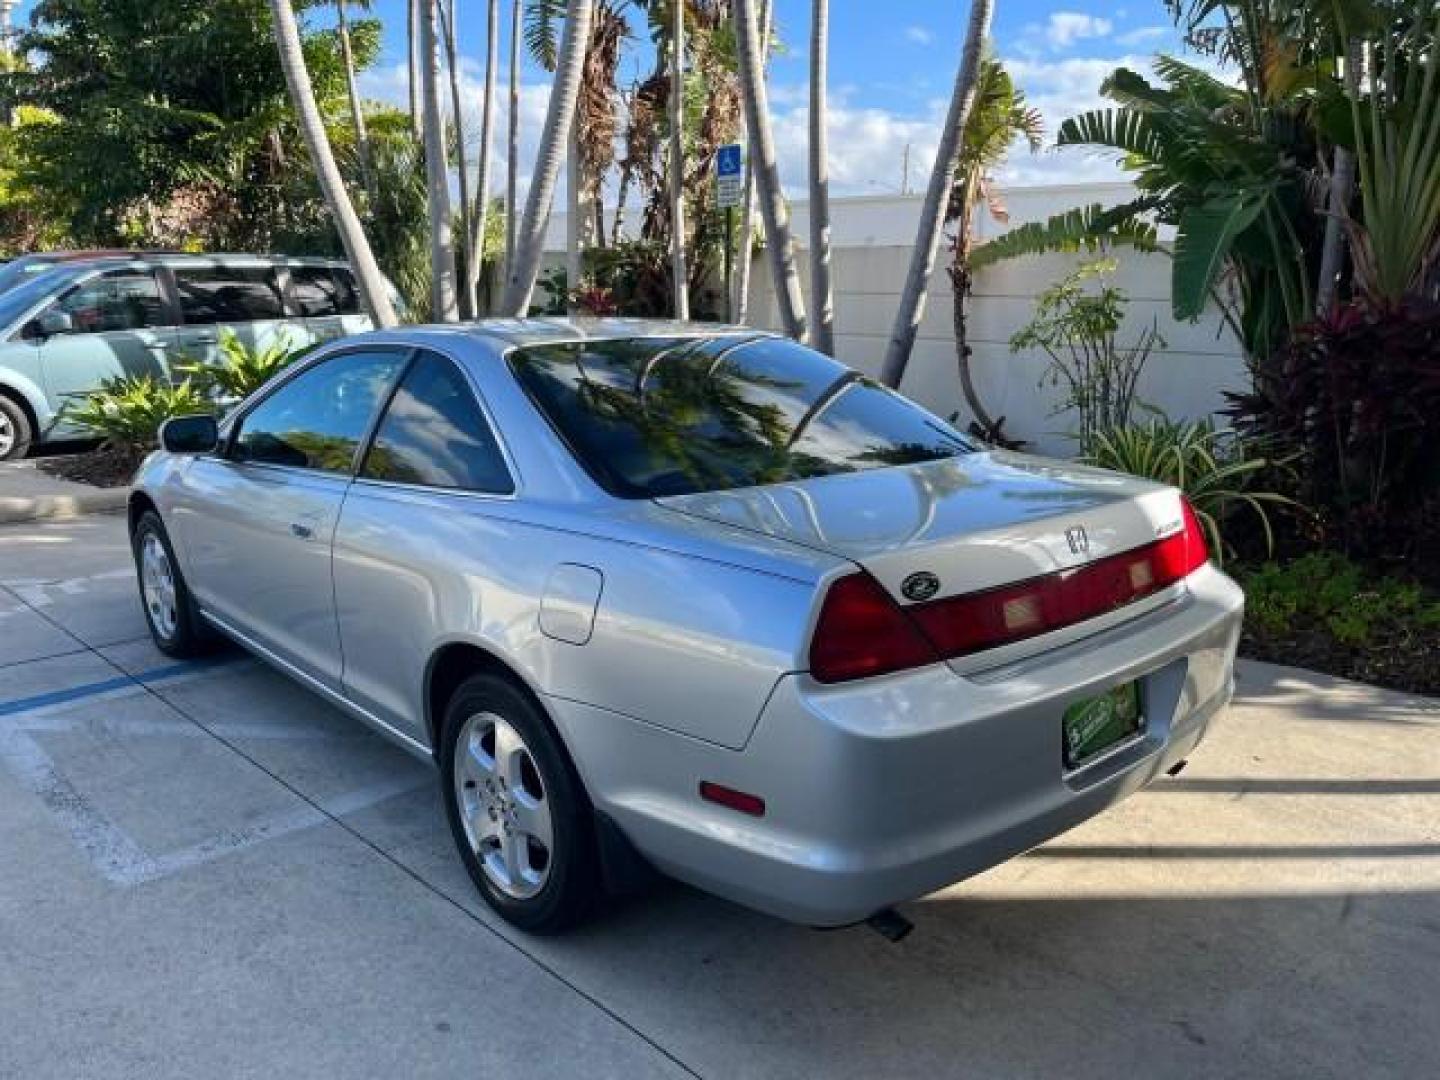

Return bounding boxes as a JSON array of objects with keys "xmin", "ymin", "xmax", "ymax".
[{"xmin": 1065, "ymin": 526, "xmax": 1090, "ymax": 556}]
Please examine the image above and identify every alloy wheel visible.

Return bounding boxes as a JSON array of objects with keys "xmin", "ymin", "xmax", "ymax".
[
  {"xmin": 140, "ymin": 532, "xmax": 178, "ymax": 641},
  {"xmin": 453, "ymin": 711, "xmax": 554, "ymax": 900}
]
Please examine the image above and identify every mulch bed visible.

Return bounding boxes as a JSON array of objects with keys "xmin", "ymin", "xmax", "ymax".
[
  {"xmin": 1240, "ymin": 624, "xmax": 1440, "ymax": 697},
  {"xmin": 36, "ymin": 445, "xmax": 142, "ymax": 489}
]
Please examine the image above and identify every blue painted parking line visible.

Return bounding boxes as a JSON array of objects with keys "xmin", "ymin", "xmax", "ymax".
[{"xmin": 0, "ymin": 655, "xmax": 241, "ymax": 719}]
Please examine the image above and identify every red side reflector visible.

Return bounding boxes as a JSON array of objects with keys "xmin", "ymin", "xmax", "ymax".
[{"xmin": 699, "ymin": 781, "xmax": 766, "ymax": 817}]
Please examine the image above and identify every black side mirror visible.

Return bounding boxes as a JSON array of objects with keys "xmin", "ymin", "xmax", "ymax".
[{"xmin": 159, "ymin": 414, "xmax": 219, "ymax": 454}]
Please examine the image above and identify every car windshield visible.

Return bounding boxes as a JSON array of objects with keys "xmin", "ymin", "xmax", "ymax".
[
  {"xmin": 509, "ymin": 335, "xmax": 975, "ymax": 499},
  {"xmin": 0, "ymin": 265, "xmax": 95, "ymax": 330}
]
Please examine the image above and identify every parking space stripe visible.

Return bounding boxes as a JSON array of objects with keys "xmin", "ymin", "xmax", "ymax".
[{"xmin": 0, "ymin": 655, "xmax": 241, "ymax": 719}]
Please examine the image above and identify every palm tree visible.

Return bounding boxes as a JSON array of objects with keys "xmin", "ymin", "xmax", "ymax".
[
  {"xmin": 436, "ymin": 0, "xmax": 474, "ymax": 317},
  {"xmin": 505, "ymin": 0, "xmax": 522, "ymax": 283},
  {"xmin": 268, "ymin": 0, "xmax": 397, "ymax": 327},
  {"xmin": 407, "ymin": 0, "xmax": 423, "ymax": 141},
  {"xmin": 501, "ymin": 0, "xmax": 595, "ymax": 315},
  {"xmin": 419, "ymin": 0, "xmax": 459, "ymax": 319},
  {"xmin": 733, "ymin": 0, "xmax": 806, "ymax": 341},
  {"xmin": 947, "ymin": 58, "xmax": 1042, "ymax": 438},
  {"xmin": 879, "ymin": 0, "xmax": 992, "ymax": 389},
  {"xmin": 334, "ymin": 0, "xmax": 374, "ymax": 197},
  {"xmin": 669, "ymin": 0, "xmax": 690, "ymax": 319},
  {"xmin": 808, "ymin": 0, "xmax": 834, "ymax": 354},
  {"xmin": 732, "ymin": 0, "xmax": 771, "ymax": 324},
  {"xmin": 467, "ymin": 0, "xmax": 501, "ymax": 315}
]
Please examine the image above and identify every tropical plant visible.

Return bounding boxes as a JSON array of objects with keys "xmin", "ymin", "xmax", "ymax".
[
  {"xmin": 418, "ymin": 0, "xmax": 458, "ymax": 320},
  {"xmin": 1226, "ymin": 300, "xmax": 1440, "ymax": 560},
  {"xmin": 734, "ymin": 0, "xmax": 806, "ymax": 340},
  {"xmin": 505, "ymin": 0, "xmax": 522, "ymax": 283},
  {"xmin": 269, "ymin": 0, "xmax": 397, "ymax": 326},
  {"xmin": 808, "ymin": 0, "xmax": 834, "ymax": 355},
  {"xmin": 669, "ymin": 0, "xmax": 690, "ymax": 319},
  {"xmin": 501, "ymin": 0, "xmax": 594, "ymax": 316},
  {"xmin": 732, "ymin": 0, "xmax": 772, "ymax": 324},
  {"xmin": 1083, "ymin": 419, "xmax": 1296, "ymax": 561},
  {"xmin": 969, "ymin": 20, "xmax": 1328, "ymax": 365},
  {"xmin": 1010, "ymin": 260, "xmax": 1163, "ymax": 449},
  {"xmin": 64, "ymin": 376, "xmax": 212, "ymax": 454},
  {"xmin": 334, "ymin": 0, "xmax": 375, "ymax": 197},
  {"xmin": 945, "ymin": 57, "xmax": 1043, "ymax": 441},
  {"xmin": 879, "ymin": 0, "xmax": 994, "ymax": 388},
  {"xmin": 174, "ymin": 330, "xmax": 305, "ymax": 400},
  {"xmin": 436, "ymin": 0, "xmax": 474, "ymax": 316},
  {"xmin": 465, "ymin": 0, "xmax": 501, "ymax": 314}
]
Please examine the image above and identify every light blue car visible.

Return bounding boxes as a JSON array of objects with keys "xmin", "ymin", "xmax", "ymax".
[{"xmin": 0, "ymin": 254, "xmax": 385, "ymax": 460}]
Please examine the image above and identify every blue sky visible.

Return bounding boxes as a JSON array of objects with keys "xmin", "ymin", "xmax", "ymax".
[{"xmin": 10, "ymin": 1, "xmax": 1194, "ymax": 194}]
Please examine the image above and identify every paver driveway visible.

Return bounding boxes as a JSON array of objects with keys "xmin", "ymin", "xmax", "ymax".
[{"xmin": 2, "ymin": 514, "xmax": 1437, "ymax": 1079}]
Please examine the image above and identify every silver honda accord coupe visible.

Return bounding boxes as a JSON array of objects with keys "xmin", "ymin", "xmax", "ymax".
[{"xmin": 129, "ymin": 319, "xmax": 1243, "ymax": 932}]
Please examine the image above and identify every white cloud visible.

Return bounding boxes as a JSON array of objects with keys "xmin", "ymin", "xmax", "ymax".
[
  {"xmin": 1044, "ymin": 13, "xmax": 1114, "ymax": 49},
  {"xmin": 1116, "ymin": 25, "xmax": 1171, "ymax": 47},
  {"xmin": 904, "ymin": 26, "xmax": 935, "ymax": 46}
]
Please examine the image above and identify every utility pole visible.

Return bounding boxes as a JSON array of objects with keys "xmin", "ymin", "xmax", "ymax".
[{"xmin": 901, "ymin": 142, "xmax": 911, "ymax": 196}]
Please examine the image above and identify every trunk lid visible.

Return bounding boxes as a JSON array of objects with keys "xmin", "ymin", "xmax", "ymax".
[{"xmin": 657, "ymin": 450, "xmax": 1185, "ymax": 608}]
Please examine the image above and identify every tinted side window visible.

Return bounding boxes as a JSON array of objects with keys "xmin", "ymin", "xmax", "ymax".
[
  {"xmin": 49, "ymin": 271, "xmax": 167, "ymax": 333},
  {"xmin": 361, "ymin": 351, "xmax": 513, "ymax": 493},
  {"xmin": 234, "ymin": 350, "xmax": 404, "ymax": 472},
  {"xmin": 176, "ymin": 266, "xmax": 285, "ymax": 323},
  {"xmin": 290, "ymin": 267, "xmax": 360, "ymax": 317}
]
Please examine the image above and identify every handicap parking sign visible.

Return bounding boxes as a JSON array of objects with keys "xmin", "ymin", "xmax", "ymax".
[{"xmin": 716, "ymin": 143, "xmax": 744, "ymax": 207}]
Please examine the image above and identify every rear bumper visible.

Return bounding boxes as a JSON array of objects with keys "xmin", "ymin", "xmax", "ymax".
[{"xmin": 550, "ymin": 564, "xmax": 1243, "ymax": 926}]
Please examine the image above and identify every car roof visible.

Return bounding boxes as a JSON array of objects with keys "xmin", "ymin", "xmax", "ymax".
[{"xmin": 374, "ymin": 317, "xmax": 770, "ymax": 351}]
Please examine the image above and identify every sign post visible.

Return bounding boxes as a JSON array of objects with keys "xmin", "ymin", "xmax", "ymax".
[{"xmin": 716, "ymin": 143, "xmax": 744, "ymax": 323}]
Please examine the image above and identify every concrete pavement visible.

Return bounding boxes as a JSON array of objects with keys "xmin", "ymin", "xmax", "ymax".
[
  {"xmin": 0, "ymin": 460, "xmax": 128, "ymax": 524},
  {"xmin": 1, "ymin": 515, "xmax": 1437, "ymax": 1079}
]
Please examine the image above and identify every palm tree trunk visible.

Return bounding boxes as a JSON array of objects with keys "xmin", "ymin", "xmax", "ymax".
[
  {"xmin": 949, "ymin": 213, "xmax": 999, "ymax": 434},
  {"xmin": 733, "ymin": 0, "xmax": 772, "ymax": 324},
  {"xmin": 438, "ymin": 0, "xmax": 475, "ymax": 318},
  {"xmin": 466, "ymin": 0, "xmax": 500, "ymax": 315},
  {"xmin": 504, "ymin": 0, "xmax": 522, "ymax": 284},
  {"xmin": 670, "ymin": 0, "xmax": 690, "ymax": 320},
  {"xmin": 269, "ymin": 0, "xmax": 396, "ymax": 327},
  {"xmin": 335, "ymin": 0, "xmax": 374, "ymax": 198},
  {"xmin": 1316, "ymin": 37, "xmax": 1361, "ymax": 316},
  {"xmin": 420, "ymin": 0, "xmax": 459, "ymax": 320},
  {"xmin": 879, "ymin": 0, "xmax": 992, "ymax": 388},
  {"xmin": 407, "ymin": 0, "xmax": 423, "ymax": 141},
  {"xmin": 734, "ymin": 0, "xmax": 806, "ymax": 341},
  {"xmin": 501, "ymin": 0, "xmax": 595, "ymax": 316},
  {"xmin": 808, "ymin": 0, "xmax": 834, "ymax": 354},
  {"xmin": 567, "ymin": 125, "xmax": 582, "ymax": 314}
]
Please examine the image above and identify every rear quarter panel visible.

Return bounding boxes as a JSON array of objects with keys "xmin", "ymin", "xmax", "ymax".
[{"xmin": 331, "ymin": 486, "xmax": 821, "ymax": 750}]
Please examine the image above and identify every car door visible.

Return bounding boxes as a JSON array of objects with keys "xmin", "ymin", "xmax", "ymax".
[
  {"xmin": 173, "ymin": 347, "xmax": 409, "ymax": 688},
  {"xmin": 170, "ymin": 262, "xmax": 306, "ymax": 371},
  {"xmin": 332, "ymin": 349, "xmax": 516, "ymax": 739},
  {"xmin": 32, "ymin": 268, "xmax": 175, "ymax": 431}
]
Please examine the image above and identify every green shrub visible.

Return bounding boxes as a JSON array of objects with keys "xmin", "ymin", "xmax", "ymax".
[
  {"xmin": 1082, "ymin": 418, "xmax": 1296, "ymax": 562},
  {"xmin": 64, "ymin": 375, "xmax": 211, "ymax": 453},
  {"xmin": 1237, "ymin": 554, "xmax": 1440, "ymax": 693},
  {"xmin": 174, "ymin": 329, "xmax": 304, "ymax": 400}
]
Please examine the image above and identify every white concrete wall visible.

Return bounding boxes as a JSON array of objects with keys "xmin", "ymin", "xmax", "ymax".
[{"xmin": 547, "ymin": 185, "xmax": 1247, "ymax": 457}]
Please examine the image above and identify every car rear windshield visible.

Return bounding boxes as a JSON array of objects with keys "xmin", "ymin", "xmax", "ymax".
[{"xmin": 508, "ymin": 335, "xmax": 974, "ymax": 499}]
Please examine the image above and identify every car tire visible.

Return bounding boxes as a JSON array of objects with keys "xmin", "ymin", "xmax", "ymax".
[
  {"xmin": 131, "ymin": 510, "xmax": 213, "ymax": 658},
  {"xmin": 0, "ymin": 394, "xmax": 33, "ymax": 461},
  {"xmin": 439, "ymin": 673, "xmax": 599, "ymax": 933}
]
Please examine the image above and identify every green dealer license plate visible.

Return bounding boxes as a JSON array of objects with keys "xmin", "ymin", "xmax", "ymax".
[{"xmin": 1062, "ymin": 682, "xmax": 1143, "ymax": 769}]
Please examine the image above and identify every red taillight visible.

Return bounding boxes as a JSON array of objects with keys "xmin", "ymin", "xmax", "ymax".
[
  {"xmin": 808, "ymin": 499, "xmax": 1210, "ymax": 682},
  {"xmin": 809, "ymin": 571, "xmax": 940, "ymax": 684}
]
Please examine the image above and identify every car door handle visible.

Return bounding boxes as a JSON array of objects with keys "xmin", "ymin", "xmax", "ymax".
[
  {"xmin": 289, "ymin": 522, "xmax": 314, "ymax": 540},
  {"xmin": 193, "ymin": 335, "xmax": 218, "ymax": 344}
]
